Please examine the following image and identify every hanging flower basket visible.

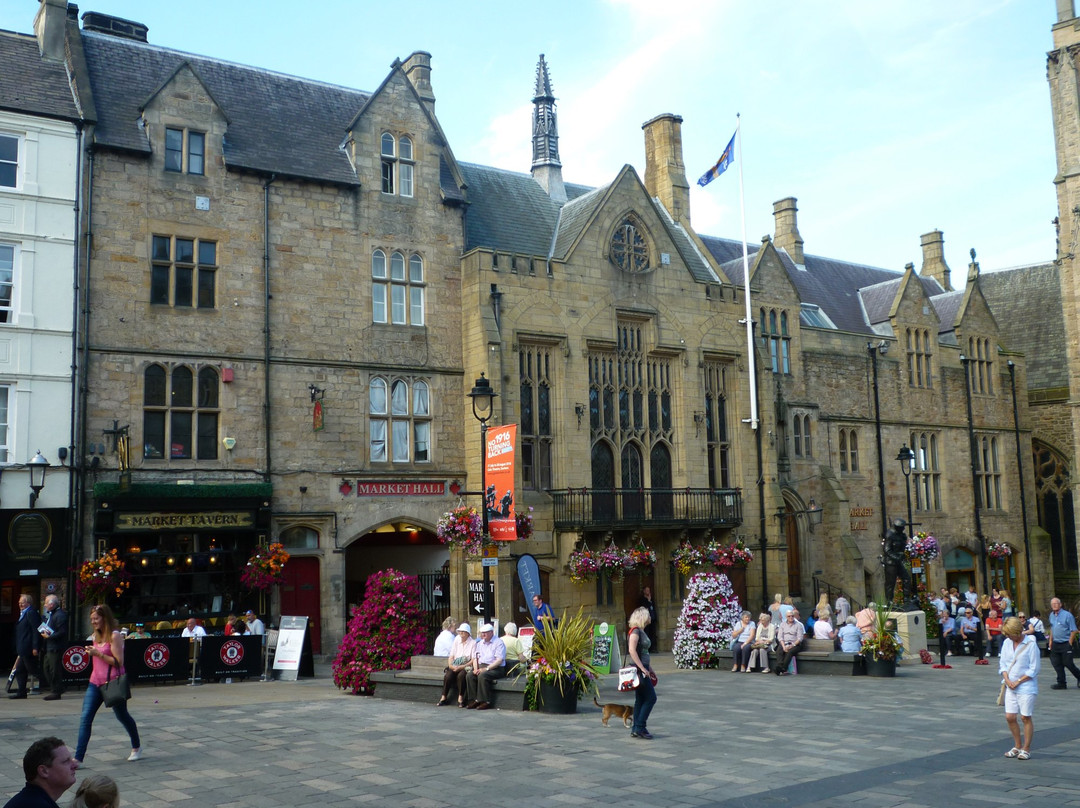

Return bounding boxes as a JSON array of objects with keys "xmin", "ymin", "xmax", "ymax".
[
  {"xmin": 568, "ymin": 545, "xmax": 600, "ymax": 584},
  {"xmin": 988, "ymin": 542, "xmax": 1013, "ymax": 560},
  {"xmin": 905, "ymin": 531, "xmax": 940, "ymax": 562},
  {"xmin": 241, "ymin": 542, "xmax": 290, "ymax": 591},
  {"xmin": 701, "ymin": 539, "xmax": 753, "ymax": 569},
  {"xmin": 515, "ymin": 507, "xmax": 535, "ymax": 540},
  {"xmin": 75, "ymin": 549, "xmax": 131, "ymax": 605},
  {"xmin": 627, "ymin": 543, "xmax": 657, "ymax": 570},
  {"xmin": 597, "ymin": 542, "xmax": 630, "ymax": 580},
  {"xmin": 671, "ymin": 541, "xmax": 703, "ymax": 576},
  {"xmin": 437, "ymin": 505, "xmax": 485, "ymax": 554}
]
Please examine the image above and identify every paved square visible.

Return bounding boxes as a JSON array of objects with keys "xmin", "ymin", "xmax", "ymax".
[{"xmin": 1, "ymin": 656, "xmax": 1077, "ymax": 807}]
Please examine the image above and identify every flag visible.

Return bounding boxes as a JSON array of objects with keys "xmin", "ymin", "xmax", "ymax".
[{"xmin": 697, "ymin": 131, "xmax": 736, "ymax": 187}]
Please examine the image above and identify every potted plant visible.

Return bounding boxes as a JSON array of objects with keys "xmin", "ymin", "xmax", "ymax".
[
  {"xmin": 860, "ymin": 602, "xmax": 903, "ymax": 677},
  {"xmin": 436, "ymin": 505, "xmax": 485, "ymax": 554},
  {"xmin": 522, "ymin": 607, "xmax": 600, "ymax": 713}
]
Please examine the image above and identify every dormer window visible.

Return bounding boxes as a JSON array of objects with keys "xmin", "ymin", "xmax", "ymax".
[
  {"xmin": 165, "ymin": 127, "xmax": 205, "ymax": 175},
  {"xmin": 381, "ymin": 133, "xmax": 414, "ymax": 197}
]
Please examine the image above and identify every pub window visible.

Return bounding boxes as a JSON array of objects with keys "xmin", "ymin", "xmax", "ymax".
[{"xmin": 143, "ymin": 364, "xmax": 219, "ymax": 460}]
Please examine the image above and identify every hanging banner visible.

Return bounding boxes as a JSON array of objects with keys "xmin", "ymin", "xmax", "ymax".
[
  {"xmin": 313, "ymin": 401, "xmax": 324, "ymax": 432},
  {"xmin": 485, "ymin": 424, "xmax": 517, "ymax": 540},
  {"xmin": 517, "ymin": 553, "xmax": 542, "ymax": 623}
]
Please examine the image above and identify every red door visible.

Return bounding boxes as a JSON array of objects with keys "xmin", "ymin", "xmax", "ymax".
[{"xmin": 281, "ymin": 557, "xmax": 321, "ymax": 654}]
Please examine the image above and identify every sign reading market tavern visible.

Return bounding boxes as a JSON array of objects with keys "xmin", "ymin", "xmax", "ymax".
[
  {"xmin": 114, "ymin": 511, "xmax": 256, "ymax": 531},
  {"xmin": 351, "ymin": 481, "xmax": 446, "ymax": 496}
]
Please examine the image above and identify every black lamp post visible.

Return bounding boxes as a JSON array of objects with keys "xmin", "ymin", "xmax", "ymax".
[
  {"xmin": 959, "ymin": 354, "xmax": 990, "ymax": 594},
  {"xmin": 897, "ymin": 443, "xmax": 916, "ymax": 585},
  {"xmin": 27, "ymin": 451, "xmax": 49, "ymax": 509},
  {"xmin": 868, "ymin": 341, "xmax": 889, "ymax": 544},
  {"xmin": 1007, "ymin": 360, "xmax": 1034, "ymax": 614},
  {"xmin": 467, "ymin": 373, "xmax": 498, "ymax": 624}
]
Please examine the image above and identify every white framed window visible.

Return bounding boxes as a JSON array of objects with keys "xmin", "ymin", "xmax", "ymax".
[
  {"xmin": 0, "ymin": 134, "xmax": 18, "ymax": 188},
  {"xmin": 976, "ymin": 434, "xmax": 1002, "ymax": 510},
  {"xmin": 0, "ymin": 243, "xmax": 14, "ymax": 323},
  {"xmin": 372, "ymin": 250, "xmax": 424, "ymax": 325},
  {"xmin": 380, "ymin": 133, "xmax": 414, "ymax": 197},
  {"xmin": 369, "ymin": 377, "xmax": 431, "ymax": 463},
  {"xmin": 164, "ymin": 127, "xmax": 205, "ymax": 175},
  {"xmin": 0, "ymin": 384, "xmax": 10, "ymax": 462},
  {"xmin": 911, "ymin": 431, "xmax": 942, "ymax": 511},
  {"xmin": 839, "ymin": 427, "xmax": 859, "ymax": 474}
]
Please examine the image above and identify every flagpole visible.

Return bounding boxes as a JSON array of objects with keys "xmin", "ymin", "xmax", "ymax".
[{"xmin": 736, "ymin": 114, "xmax": 759, "ymax": 430}]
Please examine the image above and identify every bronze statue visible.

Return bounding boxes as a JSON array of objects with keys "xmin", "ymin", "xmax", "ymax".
[{"xmin": 882, "ymin": 518, "xmax": 918, "ymax": 610}]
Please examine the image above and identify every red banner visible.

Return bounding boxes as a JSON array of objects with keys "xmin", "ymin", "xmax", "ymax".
[{"xmin": 485, "ymin": 424, "xmax": 517, "ymax": 540}]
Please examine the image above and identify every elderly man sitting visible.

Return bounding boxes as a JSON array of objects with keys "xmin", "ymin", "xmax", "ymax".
[
  {"xmin": 773, "ymin": 610, "xmax": 805, "ymax": 675},
  {"xmin": 465, "ymin": 623, "xmax": 506, "ymax": 710}
]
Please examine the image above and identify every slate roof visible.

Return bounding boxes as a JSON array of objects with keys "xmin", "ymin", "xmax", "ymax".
[
  {"xmin": 980, "ymin": 263, "xmax": 1066, "ymax": 391},
  {"xmin": 0, "ymin": 31, "xmax": 81, "ymax": 121},
  {"xmin": 459, "ymin": 161, "xmax": 592, "ymax": 256},
  {"xmin": 858, "ymin": 278, "xmax": 902, "ymax": 327},
  {"xmin": 80, "ymin": 31, "xmax": 368, "ymax": 185}
]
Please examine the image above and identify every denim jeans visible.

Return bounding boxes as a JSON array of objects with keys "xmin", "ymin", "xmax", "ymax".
[
  {"xmin": 632, "ymin": 676, "xmax": 656, "ymax": 734},
  {"xmin": 76, "ymin": 682, "xmax": 140, "ymax": 761}
]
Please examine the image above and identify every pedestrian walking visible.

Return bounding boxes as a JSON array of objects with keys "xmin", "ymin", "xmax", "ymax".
[
  {"xmin": 627, "ymin": 606, "xmax": 657, "ymax": 739},
  {"xmin": 74, "ymin": 604, "xmax": 141, "ymax": 766},
  {"xmin": 1000, "ymin": 617, "xmax": 1040, "ymax": 760},
  {"xmin": 40, "ymin": 596, "xmax": 68, "ymax": 701},
  {"xmin": 1047, "ymin": 597, "xmax": 1080, "ymax": 689}
]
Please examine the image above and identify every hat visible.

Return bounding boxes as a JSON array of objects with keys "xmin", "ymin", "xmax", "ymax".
[
  {"xmin": 479, "ymin": 623, "xmax": 494, "ymax": 633},
  {"xmin": 245, "ymin": 610, "xmax": 255, "ymax": 616},
  {"xmin": 456, "ymin": 623, "xmax": 472, "ymax": 634}
]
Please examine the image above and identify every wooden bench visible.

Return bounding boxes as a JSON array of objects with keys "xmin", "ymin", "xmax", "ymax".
[
  {"xmin": 717, "ymin": 642, "xmax": 858, "ymax": 676},
  {"xmin": 370, "ymin": 655, "xmax": 528, "ymax": 710}
]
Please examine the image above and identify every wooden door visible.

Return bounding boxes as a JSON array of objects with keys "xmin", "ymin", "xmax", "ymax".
[{"xmin": 280, "ymin": 557, "xmax": 321, "ymax": 654}]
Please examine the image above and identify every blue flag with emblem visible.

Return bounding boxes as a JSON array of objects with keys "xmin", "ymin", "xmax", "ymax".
[{"xmin": 696, "ymin": 131, "xmax": 736, "ymax": 187}]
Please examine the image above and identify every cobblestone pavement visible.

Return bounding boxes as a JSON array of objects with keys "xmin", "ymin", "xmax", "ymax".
[{"xmin": 1, "ymin": 654, "xmax": 1078, "ymax": 807}]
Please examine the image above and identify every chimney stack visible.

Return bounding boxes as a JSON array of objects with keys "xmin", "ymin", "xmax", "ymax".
[
  {"xmin": 1058, "ymin": 0, "xmax": 1075, "ymax": 23},
  {"xmin": 642, "ymin": 114, "xmax": 691, "ymax": 225},
  {"xmin": 919, "ymin": 230, "xmax": 952, "ymax": 291},
  {"xmin": 403, "ymin": 51, "xmax": 435, "ymax": 112},
  {"xmin": 772, "ymin": 197, "xmax": 804, "ymax": 264},
  {"xmin": 34, "ymin": 0, "xmax": 67, "ymax": 60}
]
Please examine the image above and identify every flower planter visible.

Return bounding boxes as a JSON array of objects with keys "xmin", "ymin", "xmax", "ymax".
[
  {"xmin": 865, "ymin": 658, "xmax": 897, "ymax": 678},
  {"xmin": 538, "ymin": 680, "xmax": 579, "ymax": 714}
]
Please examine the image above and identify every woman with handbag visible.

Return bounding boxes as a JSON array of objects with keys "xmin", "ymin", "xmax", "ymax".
[
  {"xmin": 74, "ymin": 604, "xmax": 141, "ymax": 766},
  {"xmin": 999, "ymin": 616, "xmax": 1040, "ymax": 760},
  {"xmin": 627, "ymin": 607, "xmax": 657, "ymax": 740}
]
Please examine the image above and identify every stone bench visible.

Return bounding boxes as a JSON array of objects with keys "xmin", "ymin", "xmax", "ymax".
[
  {"xmin": 717, "ymin": 644, "xmax": 858, "ymax": 676},
  {"xmin": 370, "ymin": 655, "xmax": 528, "ymax": 710}
]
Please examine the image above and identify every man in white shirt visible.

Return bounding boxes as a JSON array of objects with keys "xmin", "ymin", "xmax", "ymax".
[
  {"xmin": 245, "ymin": 610, "xmax": 266, "ymax": 635},
  {"xmin": 181, "ymin": 618, "xmax": 206, "ymax": 638}
]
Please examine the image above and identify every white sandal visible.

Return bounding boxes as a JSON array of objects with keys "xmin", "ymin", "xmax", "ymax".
[
  {"xmin": 1017, "ymin": 750, "xmax": 1030, "ymax": 760},
  {"xmin": 1004, "ymin": 747, "xmax": 1020, "ymax": 758}
]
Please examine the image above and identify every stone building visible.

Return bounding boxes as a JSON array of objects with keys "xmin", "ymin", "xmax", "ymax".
[
  {"xmin": 0, "ymin": 2, "xmax": 81, "ymax": 658},
  {"xmin": 9, "ymin": 0, "xmax": 1051, "ymax": 656}
]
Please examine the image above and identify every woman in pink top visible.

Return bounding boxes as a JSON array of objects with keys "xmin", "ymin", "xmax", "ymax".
[{"xmin": 74, "ymin": 604, "xmax": 141, "ymax": 766}]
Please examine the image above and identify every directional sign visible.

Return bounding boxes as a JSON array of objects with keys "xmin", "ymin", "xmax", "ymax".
[
  {"xmin": 482, "ymin": 557, "xmax": 498, "ymax": 567},
  {"xmin": 469, "ymin": 579, "xmax": 495, "ymax": 615}
]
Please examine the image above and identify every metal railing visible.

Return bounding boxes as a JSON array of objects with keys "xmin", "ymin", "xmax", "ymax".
[
  {"xmin": 811, "ymin": 576, "xmax": 863, "ymax": 614},
  {"xmin": 549, "ymin": 487, "xmax": 742, "ymax": 531}
]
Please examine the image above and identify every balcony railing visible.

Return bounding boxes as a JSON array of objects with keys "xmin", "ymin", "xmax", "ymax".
[{"xmin": 549, "ymin": 487, "xmax": 743, "ymax": 531}]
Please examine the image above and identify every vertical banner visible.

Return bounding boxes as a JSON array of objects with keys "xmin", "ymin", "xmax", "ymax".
[
  {"xmin": 485, "ymin": 424, "xmax": 517, "ymax": 540},
  {"xmin": 517, "ymin": 553, "xmax": 542, "ymax": 623}
]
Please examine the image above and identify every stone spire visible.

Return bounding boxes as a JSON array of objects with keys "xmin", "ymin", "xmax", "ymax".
[{"xmin": 531, "ymin": 54, "xmax": 566, "ymax": 203}]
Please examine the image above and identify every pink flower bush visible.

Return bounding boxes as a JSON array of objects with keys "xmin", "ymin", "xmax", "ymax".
[{"xmin": 332, "ymin": 568, "xmax": 427, "ymax": 694}]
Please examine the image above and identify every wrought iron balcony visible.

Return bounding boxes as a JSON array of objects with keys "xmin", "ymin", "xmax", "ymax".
[{"xmin": 549, "ymin": 487, "xmax": 743, "ymax": 531}]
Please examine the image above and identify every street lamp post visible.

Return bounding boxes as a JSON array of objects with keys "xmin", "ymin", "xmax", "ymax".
[
  {"xmin": 959, "ymin": 354, "xmax": 990, "ymax": 594},
  {"xmin": 1007, "ymin": 360, "xmax": 1034, "ymax": 614},
  {"xmin": 868, "ymin": 341, "xmax": 889, "ymax": 544},
  {"xmin": 467, "ymin": 373, "xmax": 498, "ymax": 624},
  {"xmin": 897, "ymin": 443, "xmax": 916, "ymax": 585},
  {"xmin": 27, "ymin": 451, "xmax": 50, "ymax": 509}
]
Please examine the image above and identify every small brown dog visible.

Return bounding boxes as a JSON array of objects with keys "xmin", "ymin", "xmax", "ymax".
[{"xmin": 594, "ymin": 697, "xmax": 633, "ymax": 728}]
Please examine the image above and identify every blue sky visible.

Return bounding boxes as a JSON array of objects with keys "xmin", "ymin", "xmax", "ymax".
[{"xmin": 2, "ymin": 0, "xmax": 1057, "ymax": 274}]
